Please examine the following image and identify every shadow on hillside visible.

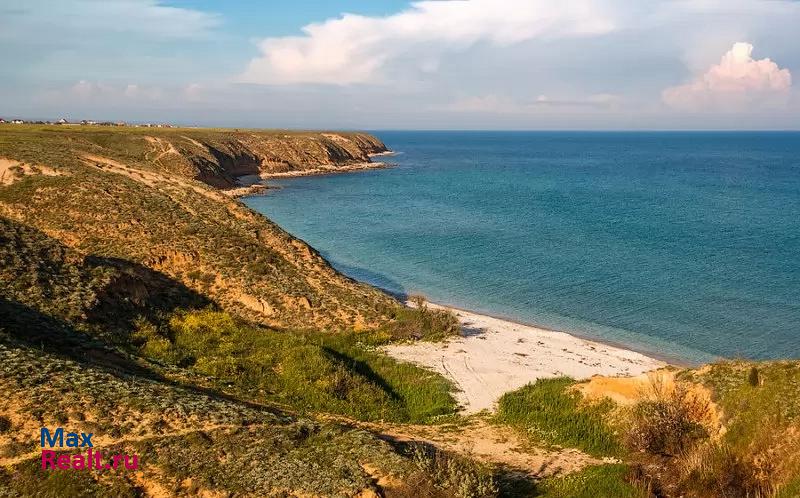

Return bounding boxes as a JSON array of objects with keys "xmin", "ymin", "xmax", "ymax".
[
  {"xmin": 0, "ymin": 216, "xmax": 210, "ymax": 368},
  {"xmin": 0, "ymin": 217, "xmax": 292, "ymax": 418},
  {"xmin": 0, "ymin": 297, "xmax": 151, "ymax": 375},
  {"xmin": 83, "ymin": 254, "xmax": 213, "ymax": 335},
  {"xmin": 322, "ymin": 347, "xmax": 402, "ymax": 402}
]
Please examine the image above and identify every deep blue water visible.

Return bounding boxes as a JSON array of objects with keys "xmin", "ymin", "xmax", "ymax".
[{"xmin": 244, "ymin": 132, "xmax": 800, "ymax": 364}]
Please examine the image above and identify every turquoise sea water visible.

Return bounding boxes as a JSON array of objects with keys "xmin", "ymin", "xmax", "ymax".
[{"xmin": 244, "ymin": 132, "xmax": 800, "ymax": 364}]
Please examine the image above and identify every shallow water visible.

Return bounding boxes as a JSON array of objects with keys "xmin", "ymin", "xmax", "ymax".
[{"xmin": 244, "ymin": 131, "xmax": 800, "ymax": 364}]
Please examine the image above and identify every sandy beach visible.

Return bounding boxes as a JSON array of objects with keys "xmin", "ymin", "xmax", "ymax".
[{"xmin": 383, "ymin": 303, "xmax": 665, "ymax": 414}]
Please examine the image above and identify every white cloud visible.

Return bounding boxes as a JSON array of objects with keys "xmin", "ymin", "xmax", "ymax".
[
  {"xmin": 239, "ymin": 0, "xmax": 619, "ymax": 85},
  {"xmin": 663, "ymin": 42, "xmax": 792, "ymax": 111}
]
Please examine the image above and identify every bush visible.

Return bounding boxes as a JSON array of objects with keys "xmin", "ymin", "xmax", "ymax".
[
  {"xmin": 384, "ymin": 296, "xmax": 460, "ymax": 341},
  {"xmin": 407, "ymin": 443, "xmax": 498, "ymax": 498},
  {"xmin": 747, "ymin": 366, "xmax": 760, "ymax": 387},
  {"xmin": 678, "ymin": 442, "xmax": 775, "ymax": 498},
  {"xmin": 626, "ymin": 380, "xmax": 710, "ymax": 457},
  {"xmin": 0, "ymin": 415, "xmax": 11, "ymax": 433}
]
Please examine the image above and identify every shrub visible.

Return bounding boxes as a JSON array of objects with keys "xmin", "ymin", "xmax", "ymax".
[
  {"xmin": 678, "ymin": 442, "xmax": 775, "ymax": 498},
  {"xmin": 384, "ymin": 296, "xmax": 460, "ymax": 341},
  {"xmin": 626, "ymin": 380, "xmax": 710, "ymax": 456},
  {"xmin": 407, "ymin": 443, "xmax": 498, "ymax": 498},
  {"xmin": 0, "ymin": 415, "xmax": 11, "ymax": 433},
  {"xmin": 748, "ymin": 366, "xmax": 760, "ymax": 387}
]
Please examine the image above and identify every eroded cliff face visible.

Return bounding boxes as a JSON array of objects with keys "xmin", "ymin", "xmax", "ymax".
[{"xmin": 139, "ymin": 131, "xmax": 389, "ymax": 188}]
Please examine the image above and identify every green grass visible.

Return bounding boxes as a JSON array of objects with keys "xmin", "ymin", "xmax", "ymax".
[
  {"xmin": 495, "ymin": 378, "xmax": 622, "ymax": 457},
  {"xmin": 777, "ymin": 476, "xmax": 800, "ymax": 498},
  {"xmin": 686, "ymin": 361, "xmax": 800, "ymax": 448},
  {"xmin": 138, "ymin": 310, "xmax": 458, "ymax": 422},
  {"xmin": 381, "ymin": 296, "xmax": 461, "ymax": 341},
  {"xmin": 534, "ymin": 464, "xmax": 645, "ymax": 498}
]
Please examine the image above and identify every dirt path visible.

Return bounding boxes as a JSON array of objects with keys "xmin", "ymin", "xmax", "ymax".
[{"xmin": 351, "ymin": 416, "xmax": 600, "ymax": 479}]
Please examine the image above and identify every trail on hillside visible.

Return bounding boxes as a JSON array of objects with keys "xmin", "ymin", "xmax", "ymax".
[{"xmin": 344, "ymin": 416, "xmax": 601, "ymax": 479}]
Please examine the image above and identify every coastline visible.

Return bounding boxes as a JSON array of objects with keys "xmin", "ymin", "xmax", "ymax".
[
  {"xmin": 432, "ymin": 301, "xmax": 700, "ymax": 368},
  {"xmin": 384, "ymin": 301, "xmax": 668, "ymax": 414},
  {"xmin": 237, "ymin": 154, "xmax": 700, "ymax": 411},
  {"xmin": 228, "ymin": 159, "xmax": 390, "ymax": 198}
]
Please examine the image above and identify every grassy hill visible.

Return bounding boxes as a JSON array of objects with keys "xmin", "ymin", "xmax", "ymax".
[
  {"xmin": 0, "ymin": 125, "xmax": 400, "ymax": 332},
  {"xmin": 1, "ymin": 125, "xmax": 797, "ymax": 497}
]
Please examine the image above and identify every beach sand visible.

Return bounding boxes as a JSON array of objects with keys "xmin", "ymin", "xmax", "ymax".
[{"xmin": 383, "ymin": 303, "xmax": 665, "ymax": 414}]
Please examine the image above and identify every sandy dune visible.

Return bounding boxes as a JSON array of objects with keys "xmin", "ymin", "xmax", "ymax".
[{"xmin": 383, "ymin": 304, "xmax": 664, "ymax": 413}]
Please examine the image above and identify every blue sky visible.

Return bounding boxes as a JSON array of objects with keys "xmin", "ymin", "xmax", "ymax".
[
  {"xmin": 167, "ymin": 1, "xmax": 410, "ymax": 37},
  {"xmin": 1, "ymin": 0, "xmax": 798, "ymax": 129}
]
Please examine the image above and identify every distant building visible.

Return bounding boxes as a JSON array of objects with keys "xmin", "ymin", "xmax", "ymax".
[
  {"xmin": 0, "ymin": 118, "xmax": 6, "ymax": 124},
  {"xmin": 11, "ymin": 119, "xmax": 24, "ymax": 124},
  {"xmin": 56, "ymin": 118, "xmax": 68, "ymax": 124}
]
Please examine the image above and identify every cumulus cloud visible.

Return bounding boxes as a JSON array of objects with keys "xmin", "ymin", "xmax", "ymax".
[
  {"xmin": 239, "ymin": 0, "xmax": 619, "ymax": 85},
  {"xmin": 662, "ymin": 42, "xmax": 792, "ymax": 111}
]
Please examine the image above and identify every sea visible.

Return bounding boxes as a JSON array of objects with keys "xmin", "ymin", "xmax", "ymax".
[{"xmin": 244, "ymin": 131, "xmax": 800, "ymax": 364}]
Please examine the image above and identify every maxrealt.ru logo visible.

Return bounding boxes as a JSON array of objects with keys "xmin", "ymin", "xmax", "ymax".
[{"xmin": 40, "ymin": 428, "xmax": 138, "ymax": 470}]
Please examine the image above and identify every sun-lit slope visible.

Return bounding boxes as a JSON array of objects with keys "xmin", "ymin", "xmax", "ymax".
[
  {"xmin": 0, "ymin": 126, "xmax": 398, "ymax": 331},
  {"xmin": 0, "ymin": 125, "xmax": 387, "ymax": 187}
]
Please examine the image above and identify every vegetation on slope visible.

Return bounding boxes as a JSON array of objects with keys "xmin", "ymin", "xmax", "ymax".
[
  {"xmin": 496, "ymin": 377, "xmax": 622, "ymax": 457},
  {"xmin": 135, "ymin": 309, "xmax": 457, "ymax": 422},
  {"xmin": 0, "ymin": 335, "xmax": 479, "ymax": 497},
  {"xmin": 496, "ymin": 367, "xmax": 800, "ymax": 497},
  {"xmin": 0, "ymin": 124, "xmax": 388, "ymax": 187}
]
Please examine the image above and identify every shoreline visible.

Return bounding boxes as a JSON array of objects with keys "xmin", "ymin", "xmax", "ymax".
[
  {"xmin": 384, "ymin": 301, "xmax": 669, "ymax": 413},
  {"xmin": 432, "ymin": 301, "xmax": 700, "ymax": 368}
]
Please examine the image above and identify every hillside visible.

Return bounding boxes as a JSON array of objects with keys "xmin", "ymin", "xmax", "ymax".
[
  {"xmin": 1, "ymin": 125, "xmax": 798, "ymax": 498},
  {"xmin": 0, "ymin": 126, "xmax": 397, "ymax": 332}
]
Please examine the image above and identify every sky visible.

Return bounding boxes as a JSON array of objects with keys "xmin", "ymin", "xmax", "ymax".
[{"xmin": 1, "ymin": 0, "xmax": 798, "ymax": 129}]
